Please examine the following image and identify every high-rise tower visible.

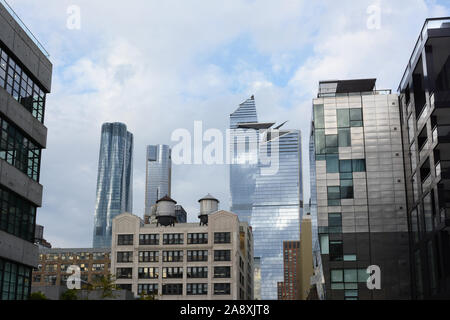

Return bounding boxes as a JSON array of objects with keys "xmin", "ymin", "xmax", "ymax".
[
  {"xmin": 229, "ymin": 96, "xmax": 302, "ymax": 300},
  {"xmin": 93, "ymin": 122, "xmax": 133, "ymax": 248}
]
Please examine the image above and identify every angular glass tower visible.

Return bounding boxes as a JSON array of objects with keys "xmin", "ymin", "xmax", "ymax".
[
  {"xmin": 229, "ymin": 96, "xmax": 302, "ymax": 300},
  {"xmin": 93, "ymin": 123, "xmax": 133, "ymax": 248},
  {"xmin": 144, "ymin": 145, "xmax": 172, "ymax": 221}
]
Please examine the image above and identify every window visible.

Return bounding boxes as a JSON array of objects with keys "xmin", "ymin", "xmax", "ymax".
[
  {"xmin": 337, "ymin": 109, "xmax": 350, "ymax": 128},
  {"xmin": 214, "ymin": 283, "xmax": 231, "ymax": 295},
  {"xmin": 116, "ymin": 284, "xmax": 132, "ymax": 291},
  {"xmin": 138, "ymin": 284, "xmax": 158, "ymax": 296},
  {"xmin": 315, "ymin": 129, "xmax": 326, "ymax": 155},
  {"xmin": 187, "ymin": 267, "xmax": 208, "ymax": 278},
  {"xmin": 92, "ymin": 253, "xmax": 107, "ymax": 260},
  {"xmin": 187, "ymin": 283, "xmax": 208, "ymax": 295},
  {"xmin": 325, "ymin": 134, "xmax": 338, "ymax": 153},
  {"xmin": 329, "ymin": 240, "xmax": 343, "ymax": 261},
  {"xmin": 139, "ymin": 234, "xmax": 159, "ymax": 245},
  {"xmin": 340, "ymin": 179, "xmax": 354, "ymax": 199},
  {"xmin": 344, "ymin": 255, "xmax": 357, "ymax": 262},
  {"xmin": 139, "ymin": 251, "xmax": 159, "ymax": 263},
  {"xmin": 163, "ymin": 251, "xmax": 183, "ymax": 262},
  {"xmin": 163, "ymin": 267, "xmax": 183, "ymax": 279},
  {"xmin": 45, "ymin": 264, "xmax": 57, "ymax": 272},
  {"xmin": 314, "ymin": 104, "xmax": 325, "ymax": 129},
  {"xmin": 338, "ymin": 128, "xmax": 351, "ymax": 147},
  {"xmin": 0, "ymin": 117, "xmax": 42, "ymax": 181},
  {"xmin": 163, "ymin": 233, "xmax": 183, "ymax": 245},
  {"xmin": 326, "ymin": 154, "xmax": 339, "ymax": 173},
  {"xmin": 187, "ymin": 250, "xmax": 208, "ymax": 262},
  {"xmin": 350, "ymin": 108, "xmax": 363, "ymax": 127},
  {"xmin": 320, "ymin": 235, "xmax": 329, "ymax": 254},
  {"xmin": 117, "ymin": 234, "xmax": 133, "ymax": 246},
  {"xmin": 214, "ymin": 266, "xmax": 231, "ymax": 278},
  {"xmin": 352, "ymin": 159, "xmax": 366, "ymax": 172},
  {"xmin": 328, "ymin": 213, "xmax": 342, "ymax": 233},
  {"xmin": 187, "ymin": 233, "xmax": 208, "ymax": 244},
  {"xmin": 327, "ymin": 186, "xmax": 341, "ymax": 206},
  {"xmin": 78, "ymin": 263, "xmax": 89, "ymax": 272},
  {"xmin": 162, "ymin": 284, "xmax": 182, "ymax": 295},
  {"xmin": 92, "ymin": 264, "xmax": 105, "ymax": 271},
  {"xmin": 138, "ymin": 267, "xmax": 159, "ymax": 279},
  {"xmin": 116, "ymin": 268, "xmax": 132, "ymax": 279},
  {"xmin": 117, "ymin": 252, "xmax": 133, "ymax": 263},
  {"xmin": 214, "ymin": 232, "xmax": 231, "ymax": 244},
  {"xmin": 214, "ymin": 250, "xmax": 231, "ymax": 262},
  {"xmin": 0, "ymin": 186, "xmax": 37, "ymax": 243},
  {"xmin": 0, "ymin": 47, "xmax": 46, "ymax": 123}
]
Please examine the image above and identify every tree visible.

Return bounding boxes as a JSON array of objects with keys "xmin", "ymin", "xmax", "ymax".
[
  {"xmin": 138, "ymin": 292, "xmax": 158, "ymax": 300},
  {"xmin": 29, "ymin": 291, "xmax": 47, "ymax": 300},
  {"xmin": 91, "ymin": 274, "xmax": 117, "ymax": 299},
  {"xmin": 60, "ymin": 289, "xmax": 78, "ymax": 300}
]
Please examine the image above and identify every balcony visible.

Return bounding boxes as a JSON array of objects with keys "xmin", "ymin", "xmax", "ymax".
[{"xmin": 417, "ymin": 103, "xmax": 429, "ymax": 131}]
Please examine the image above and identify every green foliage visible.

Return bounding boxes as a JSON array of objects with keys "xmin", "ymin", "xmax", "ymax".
[
  {"xmin": 91, "ymin": 274, "xmax": 117, "ymax": 299},
  {"xmin": 138, "ymin": 293, "xmax": 158, "ymax": 300},
  {"xmin": 29, "ymin": 291, "xmax": 47, "ymax": 300},
  {"xmin": 60, "ymin": 289, "xmax": 78, "ymax": 300}
]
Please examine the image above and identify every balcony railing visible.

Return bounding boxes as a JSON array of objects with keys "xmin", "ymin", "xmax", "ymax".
[
  {"xmin": 417, "ymin": 103, "xmax": 429, "ymax": 130},
  {"xmin": 0, "ymin": 0, "xmax": 50, "ymax": 58},
  {"xmin": 399, "ymin": 17, "xmax": 450, "ymax": 92}
]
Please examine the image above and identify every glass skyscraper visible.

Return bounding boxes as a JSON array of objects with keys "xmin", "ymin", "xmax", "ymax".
[
  {"xmin": 229, "ymin": 96, "xmax": 302, "ymax": 300},
  {"xmin": 93, "ymin": 122, "xmax": 133, "ymax": 248},
  {"xmin": 145, "ymin": 145, "xmax": 172, "ymax": 222}
]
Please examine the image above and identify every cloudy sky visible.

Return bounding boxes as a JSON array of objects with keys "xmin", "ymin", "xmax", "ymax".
[{"xmin": 7, "ymin": 0, "xmax": 449, "ymax": 247}]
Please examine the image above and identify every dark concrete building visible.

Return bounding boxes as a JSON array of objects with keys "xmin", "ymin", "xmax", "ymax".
[
  {"xmin": 398, "ymin": 17, "xmax": 450, "ymax": 299},
  {"xmin": 0, "ymin": 2, "xmax": 52, "ymax": 300}
]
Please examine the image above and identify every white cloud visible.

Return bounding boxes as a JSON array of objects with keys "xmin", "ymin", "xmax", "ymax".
[{"xmin": 7, "ymin": 0, "xmax": 447, "ymax": 247}]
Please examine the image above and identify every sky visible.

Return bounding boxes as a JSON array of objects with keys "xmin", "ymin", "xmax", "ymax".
[{"xmin": 6, "ymin": 0, "xmax": 449, "ymax": 247}]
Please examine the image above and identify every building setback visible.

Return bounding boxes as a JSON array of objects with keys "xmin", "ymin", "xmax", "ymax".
[
  {"xmin": 93, "ymin": 122, "xmax": 133, "ymax": 248},
  {"xmin": 0, "ymin": 2, "xmax": 52, "ymax": 300},
  {"xmin": 311, "ymin": 79, "xmax": 411, "ymax": 299},
  {"xmin": 229, "ymin": 96, "xmax": 302, "ymax": 299},
  {"xmin": 111, "ymin": 195, "xmax": 254, "ymax": 300},
  {"xmin": 398, "ymin": 18, "xmax": 450, "ymax": 299}
]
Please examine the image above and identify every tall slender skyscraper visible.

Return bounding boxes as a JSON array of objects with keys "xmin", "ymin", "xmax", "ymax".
[
  {"xmin": 229, "ymin": 96, "xmax": 302, "ymax": 300},
  {"xmin": 144, "ymin": 145, "xmax": 171, "ymax": 222},
  {"xmin": 93, "ymin": 123, "xmax": 133, "ymax": 248}
]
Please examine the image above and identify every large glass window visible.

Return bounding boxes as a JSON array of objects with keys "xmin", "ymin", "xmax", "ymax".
[
  {"xmin": 326, "ymin": 134, "xmax": 338, "ymax": 153},
  {"xmin": 162, "ymin": 267, "xmax": 183, "ymax": 279},
  {"xmin": 214, "ymin": 250, "xmax": 231, "ymax": 262},
  {"xmin": 338, "ymin": 128, "xmax": 351, "ymax": 147},
  {"xmin": 214, "ymin": 283, "xmax": 231, "ymax": 295},
  {"xmin": 329, "ymin": 240, "xmax": 343, "ymax": 261},
  {"xmin": 187, "ymin": 267, "xmax": 208, "ymax": 278},
  {"xmin": 329, "ymin": 213, "xmax": 342, "ymax": 233},
  {"xmin": 187, "ymin": 250, "xmax": 208, "ymax": 262},
  {"xmin": 0, "ymin": 186, "xmax": 36, "ymax": 242},
  {"xmin": 139, "ymin": 251, "xmax": 159, "ymax": 263},
  {"xmin": 162, "ymin": 284, "xmax": 182, "ymax": 295},
  {"xmin": 187, "ymin": 283, "xmax": 208, "ymax": 296},
  {"xmin": 0, "ymin": 258, "xmax": 32, "ymax": 300},
  {"xmin": 314, "ymin": 104, "xmax": 325, "ymax": 129},
  {"xmin": 187, "ymin": 233, "xmax": 208, "ymax": 244},
  {"xmin": 326, "ymin": 154, "xmax": 339, "ymax": 173},
  {"xmin": 138, "ymin": 267, "xmax": 158, "ymax": 279},
  {"xmin": 0, "ymin": 117, "xmax": 41, "ymax": 181},
  {"xmin": 320, "ymin": 235, "xmax": 329, "ymax": 254},
  {"xmin": 138, "ymin": 284, "xmax": 158, "ymax": 296},
  {"xmin": 340, "ymin": 179, "xmax": 354, "ymax": 199},
  {"xmin": 117, "ymin": 234, "xmax": 133, "ymax": 246},
  {"xmin": 116, "ymin": 268, "xmax": 132, "ymax": 279},
  {"xmin": 315, "ymin": 129, "xmax": 326, "ymax": 155},
  {"xmin": 350, "ymin": 108, "xmax": 363, "ymax": 127},
  {"xmin": 163, "ymin": 251, "xmax": 183, "ymax": 262},
  {"xmin": 163, "ymin": 233, "xmax": 184, "ymax": 245},
  {"xmin": 214, "ymin": 232, "xmax": 231, "ymax": 244},
  {"xmin": 327, "ymin": 187, "xmax": 341, "ymax": 206},
  {"xmin": 214, "ymin": 266, "xmax": 231, "ymax": 278},
  {"xmin": 0, "ymin": 47, "xmax": 46, "ymax": 123},
  {"xmin": 116, "ymin": 252, "xmax": 133, "ymax": 263},
  {"xmin": 337, "ymin": 109, "xmax": 350, "ymax": 128},
  {"xmin": 139, "ymin": 234, "xmax": 159, "ymax": 245}
]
